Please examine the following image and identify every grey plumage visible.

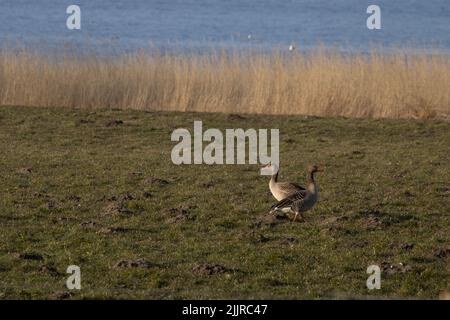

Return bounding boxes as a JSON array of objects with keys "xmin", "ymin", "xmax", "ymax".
[
  {"xmin": 269, "ymin": 165, "xmax": 321, "ymax": 222},
  {"xmin": 265, "ymin": 164, "xmax": 306, "ymax": 201}
]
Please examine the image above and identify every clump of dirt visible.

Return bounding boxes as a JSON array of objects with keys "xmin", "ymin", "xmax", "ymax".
[
  {"xmin": 39, "ymin": 265, "xmax": 60, "ymax": 277},
  {"xmin": 98, "ymin": 227, "xmax": 129, "ymax": 234},
  {"xmin": 380, "ymin": 262, "xmax": 412, "ymax": 275},
  {"xmin": 101, "ymin": 192, "xmax": 141, "ymax": 216},
  {"xmin": 113, "ymin": 259, "xmax": 155, "ymax": 269},
  {"xmin": 228, "ymin": 114, "xmax": 246, "ymax": 121},
  {"xmin": 142, "ymin": 191, "xmax": 153, "ymax": 198},
  {"xmin": 49, "ymin": 291, "xmax": 73, "ymax": 300},
  {"xmin": 241, "ymin": 231, "xmax": 270, "ymax": 243},
  {"xmin": 14, "ymin": 252, "xmax": 44, "ymax": 261},
  {"xmin": 436, "ymin": 186, "xmax": 449, "ymax": 196},
  {"xmin": 128, "ymin": 171, "xmax": 143, "ymax": 177},
  {"xmin": 284, "ymin": 138, "xmax": 296, "ymax": 144},
  {"xmin": 165, "ymin": 207, "xmax": 193, "ymax": 223},
  {"xmin": 192, "ymin": 263, "xmax": 228, "ymax": 275},
  {"xmin": 102, "ymin": 202, "xmax": 124, "ymax": 216},
  {"xmin": 52, "ymin": 215, "xmax": 78, "ymax": 223},
  {"xmin": 255, "ymin": 213, "xmax": 288, "ymax": 227},
  {"xmin": 350, "ymin": 241, "xmax": 369, "ymax": 248},
  {"xmin": 320, "ymin": 225, "xmax": 346, "ymax": 235},
  {"xmin": 345, "ymin": 150, "xmax": 365, "ymax": 159},
  {"xmin": 41, "ymin": 200, "xmax": 58, "ymax": 210},
  {"xmin": 144, "ymin": 177, "xmax": 170, "ymax": 186},
  {"xmin": 403, "ymin": 191, "xmax": 414, "ymax": 197},
  {"xmin": 101, "ymin": 201, "xmax": 132, "ymax": 216},
  {"xmin": 66, "ymin": 194, "xmax": 81, "ymax": 202},
  {"xmin": 80, "ymin": 220, "xmax": 99, "ymax": 228},
  {"xmin": 319, "ymin": 215, "xmax": 348, "ymax": 227},
  {"xmin": 359, "ymin": 208, "xmax": 384, "ymax": 217},
  {"xmin": 33, "ymin": 192, "xmax": 51, "ymax": 199},
  {"xmin": 320, "ymin": 226, "xmax": 334, "ymax": 235},
  {"xmin": 279, "ymin": 236, "xmax": 298, "ymax": 244},
  {"xmin": 108, "ymin": 193, "xmax": 135, "ymax": 202},
  {"xmin": 202, "ymin": 180, "xmax": 218, "ymax": 188},
  {"xmin": 263, "ymin": 278, "xmax": 286, "ymax": 286},
  {"xmin": 76, "ymin": 119, "xmax": 94, "ymax": 125},
  {"xmin": 105, "ymin": 119, "xmax": 124, "ymax": 127},
  {"xmin": 398, "ymin": 243, "xmax": 415, "ymax": 251},
  {"xmin": 17, "ymin": 167, "xmax": 33, "ymax": 174},
  {"xmin": 357, "ymin": 208, "xmax": 385, "ymax": 230},
  {"xmin": 364, "ymin": 216, "xmax": 383, "ymax": 230},
  {"xmin": 433, "ymin": 248, "xmax": 450, "ymax": 259},
  {"xmin": 321, "ymin": 220, "xmax": 356, "ymax": 235}
]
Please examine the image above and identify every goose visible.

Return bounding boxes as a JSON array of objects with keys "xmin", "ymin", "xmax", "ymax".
[
  {"xmin": 263, "ymin": 163, "xmax": 306, "ymax": 201},
  {"xmin": 269, "ymin": 165, "xmax": 321, "ymax": 222}
]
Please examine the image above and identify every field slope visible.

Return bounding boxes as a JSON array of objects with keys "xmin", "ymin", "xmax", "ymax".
[{"xmin": 0, "ymin": 106, "xmax": 449, "ymax": 299}]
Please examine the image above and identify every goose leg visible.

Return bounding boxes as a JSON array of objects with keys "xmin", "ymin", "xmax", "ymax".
[{"xmin": 292, "ymin": 210, "xmax": 305, "ymax": 223}]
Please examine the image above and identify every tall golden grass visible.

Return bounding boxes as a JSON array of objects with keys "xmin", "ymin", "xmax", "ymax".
[{"xmin": 1, "ymin": 48, "xmax": 449, "ymax": 119}]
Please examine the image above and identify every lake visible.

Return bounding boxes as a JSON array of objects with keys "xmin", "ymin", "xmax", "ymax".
[{"xmin": 1, "ymin": 0, "xmax": 449, "ymax": 54}]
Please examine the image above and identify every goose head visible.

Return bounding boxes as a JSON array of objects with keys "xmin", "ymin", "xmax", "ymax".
[
  {"xmin": 261, "ymin": 162, "xmax": 279, "ymax": 176},
  {"xmin": 308, "ymin": 164, "xmax": 321, "ymax": 174}
]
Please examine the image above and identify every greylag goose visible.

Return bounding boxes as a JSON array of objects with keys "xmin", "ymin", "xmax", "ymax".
[
  {"xmin": 263, "ymin": 163, "xmax": 306, "ymax": 201},
  {"xmin": 269, "ymin": 165, "xmax": 321, "ymax": 222}
]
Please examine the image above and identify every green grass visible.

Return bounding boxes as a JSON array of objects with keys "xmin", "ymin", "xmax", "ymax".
[{"xmin": 0, "ymin": 105, "xmax": 449, "ymax": 299}]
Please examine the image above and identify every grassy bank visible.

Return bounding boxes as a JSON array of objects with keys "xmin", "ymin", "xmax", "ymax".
[
  {"xmin": 0, "ymin": 106, "xmax": 449, "ymax": 299},
  {"xmin": 1, "ymin": 49, "xmax": 450, "ymax": 119}
]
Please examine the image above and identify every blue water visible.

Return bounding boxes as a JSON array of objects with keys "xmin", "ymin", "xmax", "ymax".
[{"xmin": 1, "ymin": 0, "xmax": 449, "ymax": 54}]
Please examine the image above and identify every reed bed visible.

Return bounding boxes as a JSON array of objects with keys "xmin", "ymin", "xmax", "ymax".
[{"xmin": 1, "ymin": 48, "xmax": 449, "ymax": 119}]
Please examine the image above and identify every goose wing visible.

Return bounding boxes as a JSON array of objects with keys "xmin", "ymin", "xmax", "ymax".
[
  {"xmin": 283, "ymin": 182, "xmax": 306, "ymax": 192},
  {"xmin": 275, "ymin": 182, "xmax": 306, "ymax": 195},
  {"xmin": 270, "ymin": 189, "xmax": 307, "ymax": 212}
]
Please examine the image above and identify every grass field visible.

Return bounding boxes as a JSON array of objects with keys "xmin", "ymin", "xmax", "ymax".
[{"xmin": 0, "ymin": 105, "xmax": 449, "ymax": 299}]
